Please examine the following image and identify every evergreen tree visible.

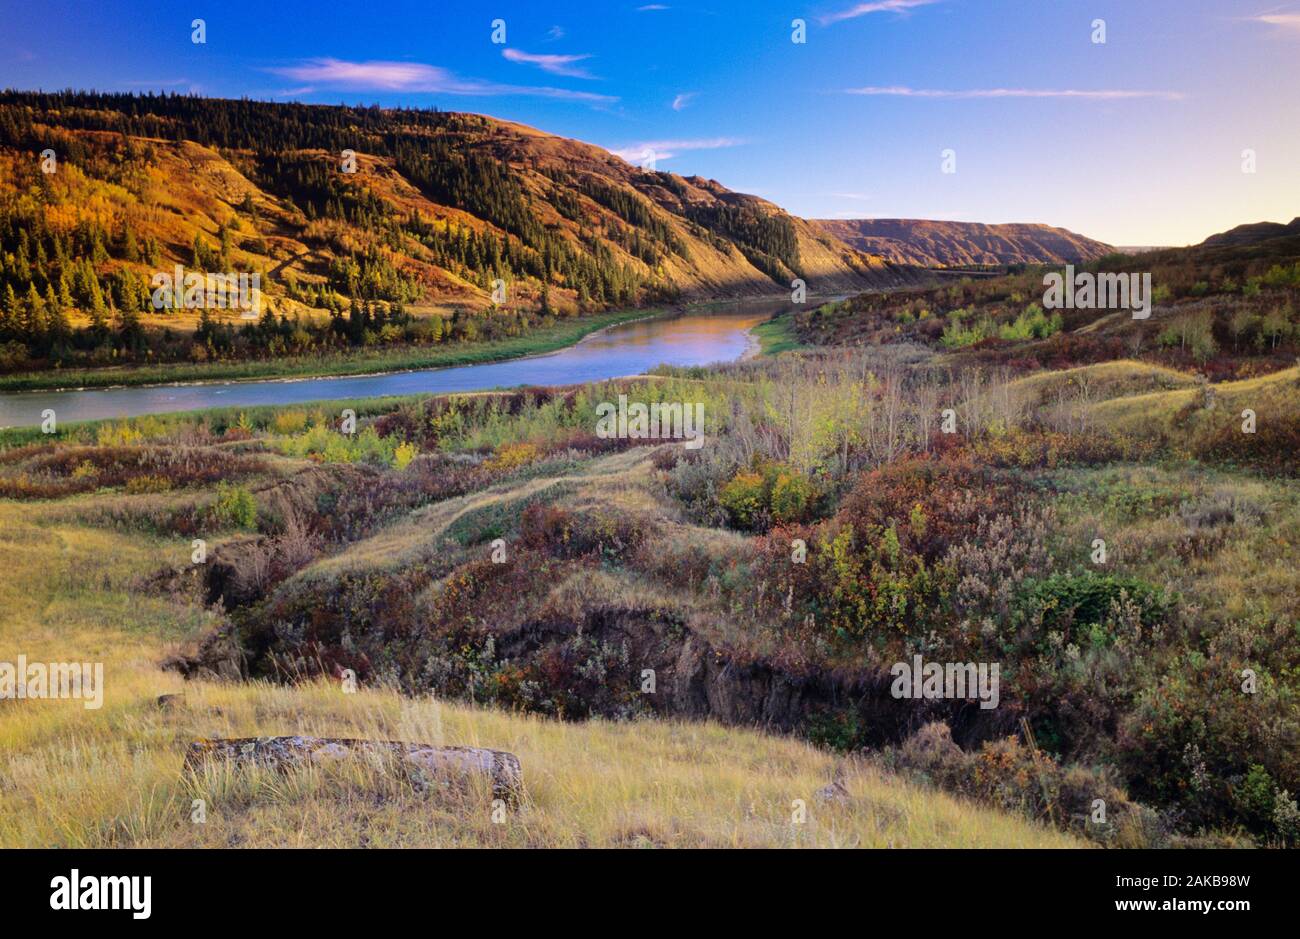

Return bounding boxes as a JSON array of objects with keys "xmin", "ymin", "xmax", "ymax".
[
  {"xmin": 57, "ymin": 269, "xmax": 73, "ymax": 308},
  {"xmin": 45, "ymin": 284, "xmax": 69, "ymax": 338},
  {"xmin": 0, "ymin": 283, "xmax": 18, "ymax": 336},
  {"xmin": 122, "ymin": 224, "xmax": 140, "ymax": 262},
  {"xmin": 23, "ymin": 283, "xmax": 45, "ymax": 339}
]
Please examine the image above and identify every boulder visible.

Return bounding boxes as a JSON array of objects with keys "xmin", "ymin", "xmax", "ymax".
[
  {"xmin": 182, "ymin": 735, "xmax": 523, "ymax": 802},
  {"xmin": 814, "ymin": 780, "xmax": 852, "ymax": 806}
]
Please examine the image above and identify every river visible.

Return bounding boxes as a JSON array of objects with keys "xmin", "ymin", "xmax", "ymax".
[{"xmin": 0, "ymin": 302, "xmax": 785, "ymax": 428}]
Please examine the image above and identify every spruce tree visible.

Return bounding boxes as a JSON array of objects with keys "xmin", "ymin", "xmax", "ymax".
[
  {"xmin": 23, "ymin": 283, "xmax": 46, "ymax": 341},
  {"xmin": 45, "ymin": 284, "xmax": 69, "ymax": 338},
  {"xmin": 0, "ymin": 283, "xmax": 18, "ymax": 336}
]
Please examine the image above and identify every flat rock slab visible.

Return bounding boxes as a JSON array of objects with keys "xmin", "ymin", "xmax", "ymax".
[{"xmin": 183, "ymin": 736, "xmax": 523, "ymax": 802}]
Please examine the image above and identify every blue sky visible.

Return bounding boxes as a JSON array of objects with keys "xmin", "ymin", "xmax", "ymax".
[{"xmin": 2, "ymin": 0, "xmax": 1297, "ymax": 245}]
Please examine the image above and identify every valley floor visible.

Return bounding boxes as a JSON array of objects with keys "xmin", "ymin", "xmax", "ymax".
[{"xmin": 2, "ymin": 343, "xmax": 1296, "ymax": 849}]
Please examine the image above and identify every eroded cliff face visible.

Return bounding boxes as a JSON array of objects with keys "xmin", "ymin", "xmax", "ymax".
[{"xmin": 815, "ymin": 218, "xmax": 1113, "ymax": 267}]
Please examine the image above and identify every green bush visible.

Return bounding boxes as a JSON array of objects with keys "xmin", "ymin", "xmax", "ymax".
[
  {"xmin": 278, "ymin": 423, "xmax": 401, "ymax": 467},
  {"xmin": 719, "ymin": 463, "xmax": 820, "ymax": 531},
  {"xmin": 212, "ymin": 482, "xmax": 258, "ymax": 529},
  {"xmin": 997, "ymin": 303, "xmax": 1063, "ymax": 341},
  {"xmin": 770, "ymin": 470, "xmax": 816, "ymax": 523},
  {"xmin": 1015, "ymin": 572, "xmax": 1173, "ymax": 643},
  {"xmin": 940, "ymin": 310, "xmax": 994, "ymax": 348},
  {"xmin": 1234, "ymin": 764, "xmax": 1277, "ymax": 830},
  {"xmin": 718, "ymin": 471, "xmax": 766, "ymax": 530}
]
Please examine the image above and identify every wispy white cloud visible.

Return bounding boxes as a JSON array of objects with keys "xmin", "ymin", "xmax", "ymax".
[
  {"xmin": 545, "ymin": 25, "xmax": 566, "ymax": 41},
  {"xmin": 264, "ymin": 58, "xmax": 615, "ymax": 103},
  {"xmin": 637, "ymin": 4, "xmax": 670, "ymax": 11},
  {"xmin": 844, "ymin": 85, "xmax": 1184, "ymax": 100},
  {"xmin": 608, "ymin": 136, "xmax": 746, "ymax": 162},
  {"xmin": 503, "ymin": 48, "xmax": 596, "ymax": 79},
  {"xmin": 1250, "ymin": 12, "xmax": 1300, "ymax": 31},
  {"xmin": 821, "ymin": 0, "xmax": 940, "ymax": 26},
  {"xmin": 671, "ymin": 92, "xmax": 697, "ymax": 111}
]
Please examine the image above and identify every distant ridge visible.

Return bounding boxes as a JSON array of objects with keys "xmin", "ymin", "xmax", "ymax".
[
  {"xmin": 813, "ymin": 218, "xmax": 1113, "ymax": 267},
  {"xmin": 1198, "ymin": 217, "xmax": 1300, "ymax": 249}
]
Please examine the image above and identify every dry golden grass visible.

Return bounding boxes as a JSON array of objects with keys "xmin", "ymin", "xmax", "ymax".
[
  {"xmin": 1051, "ymin": 464, "xmax": 1300, "ymax": 625},
  {"xmin": 1009, "ymin": 358, "xmax": 1199, "ymax": 410},
  {"xmin": 1088, "ymin": 365, "xmax": 1299, "ymax": 436},
  {"xmin": 308, "ymin": 447, "xmax": 657, "ymax": 578},
  {"xmin": 0, "ymin": 497, "xmax": 1081, "ymax": 849}
]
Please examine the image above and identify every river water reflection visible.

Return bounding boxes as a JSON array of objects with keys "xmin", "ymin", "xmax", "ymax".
[{"xmin": 0, "ymin": 302, "xmax": 788, "ymax": 428}]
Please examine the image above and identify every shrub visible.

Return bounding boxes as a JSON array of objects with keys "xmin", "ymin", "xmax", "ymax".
[
  {"xmin": 884, "ymin": 722, "xmax": 1157, "ymax": 845},
  {"xmin": 486, "ymin": 441, "xmax": 540, "ymax": 471},
  {"xmin": 353, "ymin": 426, "xmax": 398, "ymax": 467},
  {"xmin": 941, "ymin": 314, "xmax": 994, "ymax": 348},
  {"xmin": 1234, "ymin": 764, "xmax": 1278, "ymax": 830},
  {"xmin": 125, "ymin": 474, "xmax": 172, "ymax": 494},
  {"xmin": 520, "ymin": 502, "xmax": 646, "ymax": 561},
  {"xmin": 271, "ymin": 410, "xmax": 309, "ymax": 435},
  {"xmin": 756, "ymin": 455, "xmax": 1025, "ymax": 641},
  {"xmin": 278, "ymin": 423, "xmax": 400, "ymax": 467},
  {"xmin": 663, "ymin": 449, "xmax": 734, "ymax": 527},
  {"xmin": 770, "ymin": 470, "xmax": 816, "ymax": 523},
  {"xmin": 997, "ymin": 304, "xmax": 1063, "ymax": 342},
  {"xmin": 1192, "ymin": 412, "xmax": 1300, "ymax": 476},
  {"xmin": 393, "ymin": 441, "xmax": 418, "ymax": 471},
  {"xmin": 1114, "ymin": 614, "xmax": 1299, "ymax": 837},
  {"xmin": 1275, "ymin": 790, "xmax": 1300, "ymax": 847},
  {"xmin": 212, "ymin": 482, "xmax": 258, "ymax": 529},
  {"xmin": 0, "ymin": 444, "xmax": 265, "ymax": 499},
  {"xmin": 837, "ymin": 454, "xmax": 1014, "ymax": 564},
  {"xmin": 96, "ymin": 421, "xmax": 143, "ymax": 446},
  {"xmin": 719, "ymin": 463, "xmax": 820, "ymax": 532},
  {"xmin": 719, "ymin": 471, "xmax": 766, "ymax": 529},
  {"xmin": 1014, "ymin": 572, "xmax": 1174, "ymax": 645},
  {"xmin": 973, "ymin": 428, "xmax": 1149, "ymax": 468}
]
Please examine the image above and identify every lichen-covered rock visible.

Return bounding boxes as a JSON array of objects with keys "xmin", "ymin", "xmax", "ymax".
[
  {"xmin": 183, "ymin": 736, "xmax": 523, "ymax": 802},
  {"xmin": 814, "ymin": 780, "xmax": 852, "ymax": 806}
]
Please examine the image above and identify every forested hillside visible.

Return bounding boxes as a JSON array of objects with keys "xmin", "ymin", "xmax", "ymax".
[{"xmin": 0, "ymin": 91, "xmax": 902, "ymax": 375}]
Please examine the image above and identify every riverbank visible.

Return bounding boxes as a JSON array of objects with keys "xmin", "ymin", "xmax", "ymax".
[
  {"xmin": 752, "ymin": 312, "xmax": 808, "ymax": 355},
  {"xmin": 0, "ymin": 307, "xmax": 662, "ymax": 394}
]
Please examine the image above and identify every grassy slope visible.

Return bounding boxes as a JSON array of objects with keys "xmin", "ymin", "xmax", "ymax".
[
  {"xmin": 1045, "ymin": 462, "xmax": 1300, "ymax": 627},
  {"xmin": 1007, "ymin": 359, "xmax": 1199, "ymax": 406},
  {"xmin": 0, "ymin": 498, "xmax": 1078, "ymax": 848},
  {"xmin": 1087, "ymin": 364, "xmax": 1300, "ymax": 436}
]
